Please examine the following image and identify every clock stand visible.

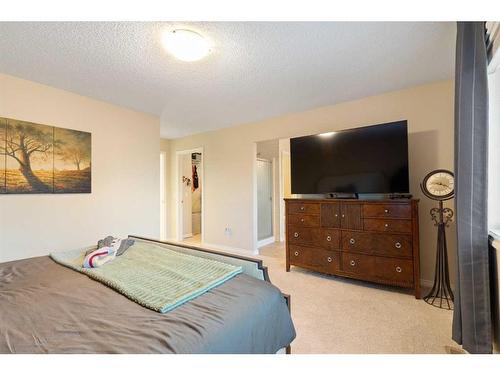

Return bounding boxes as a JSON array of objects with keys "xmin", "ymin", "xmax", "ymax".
[
  {"xmin": 420, "ymin": 169, "xmax": 455, "ymax": 310},
  {"xmin": 424, "ymin": 199, "xmax": 454, "ymax": 309}
]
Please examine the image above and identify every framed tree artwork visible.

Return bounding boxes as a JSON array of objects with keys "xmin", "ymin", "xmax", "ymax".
[{"xmin": 0, "ymin": 117, "xmax": 91, "ymax": 194}]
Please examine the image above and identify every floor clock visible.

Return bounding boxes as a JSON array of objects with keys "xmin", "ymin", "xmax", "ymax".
[{"xmin": 420, "ymin": 169, "xmax": 455, "ymax": 310}]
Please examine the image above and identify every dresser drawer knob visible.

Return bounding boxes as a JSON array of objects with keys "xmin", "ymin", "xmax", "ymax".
[
  {"xmin": 334, "ymin": 214, "xmax": 338, "ymax": 217},
  {"xmin": 342, "ymin": 214, "xmax": 345, "ymax": 218},
  {"xmin": 395, "ymin": 242, "xmax": 402, "ymax": 249},
  {"xmin": 326, "ymin": 235, "xmax": 332, "ymax": 242},
  {"xmin": 384, "ymin": 223, "xmax": 389, "ymax": 228},
  {"xmin": 294, "ymin": 251, "xmax": 299, "ymax": 256},
  {"xmin": 327, "ymin": 257, "xmax": 333, "ymax": 263},
  {"xmin": 300, "ymin": 206, "xmax": 305, "ymax": 211},
  {"xmin": 396, "ymin": 266, "xmax": 402, "ymax": 273},
  {"xmin": 294, "ymin": 232, "xmax": 299, "ymax": 238},
  {"xmin": 350, "ymin": 260, "xmax": 356, "ymax": 267},
  {"xmin": 300, "ymin": 218, "xmax": 305, "ymax": 223},
  {"xmin": 349, "ymin": 238, "xmax": 356, "ymax": 245},
  {"xmin": 384, "ymin": 209, "xmax": 389, "ymax": 213}
]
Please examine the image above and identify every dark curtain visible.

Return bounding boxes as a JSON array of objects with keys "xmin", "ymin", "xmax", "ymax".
[{"xmin": 452, "ymin": 22, "xmax": 492, "ymax": 354}]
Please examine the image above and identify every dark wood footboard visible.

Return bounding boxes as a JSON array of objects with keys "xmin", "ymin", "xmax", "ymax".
[
  {"xmin": 283, "ymin": 293, "xmax": 291, "ymax": 354},
  {"xmin": 129, "ymin": 235, "xmax": 294, "ymax": 354}
]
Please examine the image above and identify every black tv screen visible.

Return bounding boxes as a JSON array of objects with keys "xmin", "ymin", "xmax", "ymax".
[{"xmin": 290, "ymin": 121, "xmax": 409, "ymax": 194}]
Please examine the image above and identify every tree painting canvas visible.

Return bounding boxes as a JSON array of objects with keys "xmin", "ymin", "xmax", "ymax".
[
  {"xmin": 0, "ymin": 117, "xmax": 91, "ymax": 194},
  {"xmin": 0, "ymin": 118, "xmax": 6, "ymax": 193},
  {"xmin": 4, "ymin": 119, "xmax": 54, "ymax": 193},
  {"xmin": 54, "ymin": 127, "xmax": 91, "ymax": 193}
]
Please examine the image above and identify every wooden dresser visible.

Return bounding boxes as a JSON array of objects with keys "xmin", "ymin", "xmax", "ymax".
[{"xmin": 285, "ymin": 198, "xmax": 420, "ymax": 298}]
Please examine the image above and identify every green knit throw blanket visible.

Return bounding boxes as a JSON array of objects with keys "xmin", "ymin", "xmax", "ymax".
[{"xmin": 50, "ymin": 241, "xmax": 243, "ymax": 313}]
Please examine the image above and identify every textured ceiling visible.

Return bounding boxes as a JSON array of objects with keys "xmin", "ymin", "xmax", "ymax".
[{"xmin": 0, "ymin": 22, "xmax": 456, "ymax": 138}]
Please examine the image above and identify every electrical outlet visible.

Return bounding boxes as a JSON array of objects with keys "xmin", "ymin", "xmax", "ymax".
[{"xmin": 224, "ymin": 227, "xmax": 232, "ymax": 237}]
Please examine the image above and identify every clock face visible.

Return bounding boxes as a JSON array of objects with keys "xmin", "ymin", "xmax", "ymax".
[{"xmin": 422, "ymin": 170, "xmax": 455, "ymax": 200}]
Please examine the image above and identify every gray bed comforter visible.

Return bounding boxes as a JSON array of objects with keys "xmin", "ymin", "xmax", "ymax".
[{"xmin": 0, "ymin": 256, "xmax": 295, "ymax": 353}]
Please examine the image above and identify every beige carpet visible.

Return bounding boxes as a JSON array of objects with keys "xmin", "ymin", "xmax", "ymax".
[{"xmin": 257, "ymin": 241, "xmax": 462, "ymax": 354}]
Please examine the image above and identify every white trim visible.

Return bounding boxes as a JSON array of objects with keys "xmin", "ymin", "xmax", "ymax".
[
  {"xmin": 490, "ymin": 229, "xmax": 500, "ymax": 241},
  {"xmin": 183, "ymin": 233, "xmax": 193, "ymax": 239},
  {"xmin": 420, "ymin": 278, "xmax": 455, "ymax": 290},
  {"xmin": 279, "ymin": 150, "xmax": 290, "ymax": 242},
  {"xmin": 489, "ymin": 49, "xmax": 500, "ymax": 74},
  {"xmin": 272, "ymin": 157, "xmax": 277, "ymax": 243},
  {"xmin": 488, "ymin": 21, "xmax": 500, "ymax": 74},
  {"xmin": 255, "ymin": 156, "xmax": 275, "ymax": 250},
  {"xmin": 256, "ymin": 157, "xmax": 271, "ymax": 163},
  {"xmin": 257, "ymin": 236, "xmax": 275, "ymax": 248},
  {"xmin": 159, "ymin": 151, "xmax": 167, "ymax": 241},
  {"xmin": 202, "ymin": 242, "xmax": 256, "ymax": 256},
  {"xmin": 175, "ymin": 147, "xmax": 205, "ymax": 244},
  {"xmin": 252, "ymin": 142, "xmax": 259, "ymax": 253},
  {"xmin": 420, "ymin": 278, "xmax": 433, "ymax": 289},
  {"xmin": 164, "ymin": 238, "xmax": 255, "ymax": 256}
]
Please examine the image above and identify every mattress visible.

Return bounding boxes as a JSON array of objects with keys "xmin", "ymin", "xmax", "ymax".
[{"xmin": 0, "ymin": 256, "xmax": 296, "ymax": 354}]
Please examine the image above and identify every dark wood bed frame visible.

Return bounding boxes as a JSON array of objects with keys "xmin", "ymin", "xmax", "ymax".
[{"xmin": 130, "ymin": 235, "xmax": 292, "ymax": 354}]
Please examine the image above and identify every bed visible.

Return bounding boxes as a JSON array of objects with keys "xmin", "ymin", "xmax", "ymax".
[{"xmin": 0, "ymin": 236, "xmax": 296, "ymax": 354}]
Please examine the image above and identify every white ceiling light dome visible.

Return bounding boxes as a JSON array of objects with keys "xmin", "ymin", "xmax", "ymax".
[{"xmin": 162, "ymin": 29, "xmax": 211, "ymax": 62}]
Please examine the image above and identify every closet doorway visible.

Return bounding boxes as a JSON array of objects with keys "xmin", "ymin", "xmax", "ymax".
[
  {"xmin": 255, "ymin": 139, "xmax": 280, "ymax": 249},
  {"xmin": 257, "ymin": 158, "xmax": 274, "ymax": 244},
  {"xmin": 254, "ymin": 138, "xmax": 293, "ymax": 252},
  {"xmin": 175, "ymin": 148, "xmax": 204, "ymax": 245}
]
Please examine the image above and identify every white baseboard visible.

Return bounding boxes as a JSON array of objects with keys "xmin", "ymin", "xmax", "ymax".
[
  {"xmin": 257, "ymin": 236, "xmax": 275, "ymax": 248},
  {"xmin": 420, "ymin": 278, "xmax": 456, "ymax": 291},
  {"xmin": 202, "ymin": 242, "xmax": 256, "ymax": 256},
  {"xmin": 164, "ymin": 238, "xmax": 256, "ymax": 256},
  {"xmin": 420, "ymin": 278, "xmax": 433, "ymax": 289},
  {"xmin": 183, "ymin": 233, "xmax": 193, "ymax": 239}
]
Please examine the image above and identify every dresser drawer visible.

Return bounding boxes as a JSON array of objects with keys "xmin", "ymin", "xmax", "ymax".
[
  {"xmin": 288, "ymin": 214, "xmax": 320, "ymax": 227},
  {"xmin": 370, "ymin": 233, "xmax": 412, "ymax": 257},
  {"xmin": 342, "ymin": 253, "xmax": 375, "ymax": 277},
  {"xmin": 342, "ymin": 231, "xmax": 412, "ymax": 257},
  {"xmin": 288, "ymin": 227, "xmax": 340, "ymax": 249},
  {"xmin": 289, "ymin": 245, "xmax": 340, "ymax": 274},
  {"xmin": 375, "ymin": 257, "xmax": 413, "ymax": 285},
  {"xmin": 363, "ymin": 218, "xmax": 412, "ymax": 234},
  {"xmin": 288, "ymin": 227, "xmax": 319, "ymax": 245},
  {"xmin": 318, "ymin": 229, "xmax": 341, "ymax": 250},
  {"xmin": 288, "ymin": 202, "xmax": 320, "ymax": 215},
  {"xmin": 341, "ymin": 231, "xmax": 373, "ymax": 255},
  {"xmin": 363, "ymin": 204, "xmax": 411, "ymax": 219}
]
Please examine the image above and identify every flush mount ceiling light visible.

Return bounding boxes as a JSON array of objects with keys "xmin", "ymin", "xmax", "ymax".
[{"xmin": 162, "ymin": 29, "xmax": 210, "ymax": 62}]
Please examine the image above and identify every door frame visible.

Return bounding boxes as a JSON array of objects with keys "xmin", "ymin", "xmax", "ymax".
[
  {"xmin": 175, "ymin": 147, "xmax": 204, "ymax": 243},
  {"xmin": 160, "ymin": 151, "xmax": 167, "ymax": 240},
  {"xmin": 256, "ymin": 157, "xmax": 275, "ymax": 248},
  {"xmin": 279, "ymin": 150, "xmax": 291, "ymax": 242}
]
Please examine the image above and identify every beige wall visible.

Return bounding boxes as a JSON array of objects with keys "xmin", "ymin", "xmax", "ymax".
[
  {"xmin": 0, "ymin": 74, "xmax": 160, "ymax": 262},
  {"xmin": 164, "ymin": 80, "xmax": 456, "ymax": 284}
]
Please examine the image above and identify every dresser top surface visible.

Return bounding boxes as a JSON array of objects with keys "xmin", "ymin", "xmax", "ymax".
[{"xmin": 284, "ymin": 198, "xmax": 419, "ymax": 204}]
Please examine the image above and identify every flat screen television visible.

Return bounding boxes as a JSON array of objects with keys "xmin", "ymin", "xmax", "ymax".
[{"xmin": 290, "ymin": 121, "xmax": 409, "ymax": 195}]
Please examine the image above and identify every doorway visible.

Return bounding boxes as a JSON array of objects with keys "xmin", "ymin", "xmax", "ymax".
[
  {"xmin": 257, "ymin": 158, "xmax": 274, "ymax": 243},
  {"xmin": 176, "ymin": 148, "xmax": 204, "ymax": 245},
  {"xmin": 254, "ymin": 138, "xmax": 293, "ymax": 252},
  {"xmin": 255, "ymin": 139, "xmax": 280, "ymax": 249}
]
